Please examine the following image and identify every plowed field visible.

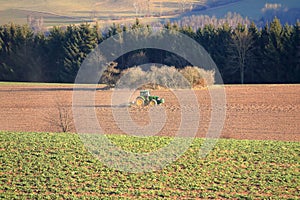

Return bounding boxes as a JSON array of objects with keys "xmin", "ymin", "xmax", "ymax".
[{"xmin": 0, "ymin": 84, "xmax": 299, "ymax": 141}]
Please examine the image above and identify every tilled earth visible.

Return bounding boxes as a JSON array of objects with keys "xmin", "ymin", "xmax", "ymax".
[{"xmin": 0, "ymin": 84, "xmax": 299, "ymax": 141}]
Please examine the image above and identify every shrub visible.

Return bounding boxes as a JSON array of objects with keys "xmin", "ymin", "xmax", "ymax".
[
  {"xmin": 117, "ymin": 65, "xmax": 190, "ymax": 89},
  {"xmin": 117, "ymin": 66, "xmax": 146, "ymax": 89},
  {"xmin": 115, "ymin": 65, "xmax": 215, "ymax": 89},
  {"xmin": 147, "ymin": 66, "xmax": 190, "ymax": 89},
  {"xmin": 180, "ymin": 66, "xmax": 215, "ymax": 88}
]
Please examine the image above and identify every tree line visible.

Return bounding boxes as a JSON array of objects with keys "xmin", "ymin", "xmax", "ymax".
[{"xmin": 0, "ymin": 18, "xmax": 299, "ymax": 84}]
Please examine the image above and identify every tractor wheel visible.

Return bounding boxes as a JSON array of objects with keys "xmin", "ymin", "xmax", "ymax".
[
  {"xmin": 136, "ymin": 97, "xmax": 145, "ymax": 106},
  {"xmin": 149, "ymin": 99, "xmax": 157, "ymax": 106}
]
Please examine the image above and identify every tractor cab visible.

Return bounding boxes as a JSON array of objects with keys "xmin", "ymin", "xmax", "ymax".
[{"xmin": 140, "ymin": 90, "xmax": 150, "ymax": 97}]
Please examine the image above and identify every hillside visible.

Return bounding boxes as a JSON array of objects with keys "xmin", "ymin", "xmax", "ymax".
[
  {"xmin": 184, "ymin": 0, "xmax": 300, "ymax": 25},
  {"xmin": 0, "ymin": 0, "xmax": 201, "ymax": 26},
  {"xmin": 0, "ymin": 0, "xmax": 299, "ymax": 27}
]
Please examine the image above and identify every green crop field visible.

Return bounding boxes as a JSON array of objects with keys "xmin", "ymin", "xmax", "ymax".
[{"xmin": 0, "ymin": 131, "xmax": 299, "ymax": 199}]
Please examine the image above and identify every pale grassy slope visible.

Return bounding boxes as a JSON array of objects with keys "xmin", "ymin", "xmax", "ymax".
[
  {"xmin": 1, "ymin": 0, "xmax": 298, "ymax": 26},
  {"xmin": 0, "ymin": 0, "xmax": 201, "ymax": 25},
  {"xmin": 0, "ymin": 0, "xmax": 199, "ymax": 17}
]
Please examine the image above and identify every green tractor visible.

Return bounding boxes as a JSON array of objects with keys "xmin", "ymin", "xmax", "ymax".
[{"xmin": 135, "ymin": 90, "xmax": 165, "ymax": 106}]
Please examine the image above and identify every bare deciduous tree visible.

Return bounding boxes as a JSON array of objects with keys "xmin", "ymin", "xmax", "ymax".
[
  {"xmin": 228, "ymin": 28, "xmax": 255, "ymax": 84},
  {"xmin": 44, "ymin": 99, "xmax": 74, "ymax": 133}
]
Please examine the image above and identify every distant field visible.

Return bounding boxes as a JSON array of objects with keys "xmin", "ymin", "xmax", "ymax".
[
  {"xmin": 0, "ymin": 131, "xmax": 299, "ymax": 198},
  {"xmin": 0, "ymin": 0, "xmax": 299, "ymax": 27},
  {"xmin": 0, "ymin": 0, "xmax": 200, "ymax": 26}
]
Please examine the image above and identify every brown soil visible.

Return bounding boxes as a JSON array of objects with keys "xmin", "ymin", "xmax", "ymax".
[{"xmin": 0, "ymin": 84, "xmax": 299, "ymax": 141}]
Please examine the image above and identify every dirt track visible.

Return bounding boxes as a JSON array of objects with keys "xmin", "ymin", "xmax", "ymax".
[{"xmin": 0, "ymin": 84, "xmax": 299, "ymax": 141}]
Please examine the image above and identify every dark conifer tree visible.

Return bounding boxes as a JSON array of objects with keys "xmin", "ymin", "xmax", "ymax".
[
  {"xmin": 62, "ymin": 24, "xmax": 98, "ymax": 83},
  {"xmin": 247, "ymin": 22, "xmax": 260, "ymax": 83},
  {"xmin": 267, "ymin": 17, "xmax": 284, "ymax": 82},
  {"xmin": 291, "ymin": 21, "xmax": 300, "ymax": 82}
]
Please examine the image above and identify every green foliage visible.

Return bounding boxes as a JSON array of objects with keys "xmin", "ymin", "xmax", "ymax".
[
  {"xmin": 290, "ymin": 21, "xmax": 300, "ymax": 82},
  {"xmin": 107, "ymin": 23, "xmax": 123, "ymax": 38},
  {"xmin": 265, "ymin": 18, "xmax": 284, "ymax": 82},
  {"xmin": 0, "ymin": 18, "xmax": 299, "ymax": 84},
  {"xmin": 0, "ymin": 131, "xmax": 299, "ymax": 198},
  {"xmin": 62, "ymin": 24, "xmax": 98, "ymax": 83},
  {"xmin": 0, "ymin": 23, "xmax": 39, "ymax": 81},
  {"xmin": 44, "ymin": 27, "xmax": 67, "ymax": 82}
]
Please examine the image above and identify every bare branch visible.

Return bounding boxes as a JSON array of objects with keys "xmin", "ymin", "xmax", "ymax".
[
  {"xmin": 43, "ymin": 98, "xmax": 74, "ymax": 133},
  {"xmin": 227, "ymin": 29, "xmax": 255, "ymax": 84}
]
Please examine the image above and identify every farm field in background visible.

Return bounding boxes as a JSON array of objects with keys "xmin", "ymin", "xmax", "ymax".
[
  {"xmin": 0, "ymin": 0, "xmax": 299, "ymax": 27},
  {"xmin": 0, "ymin": 0, "xmax": 199, "ymax": 26},
  {"xmin": 0, "ymin": 131, "xmax": 299, "ymax": 199}
]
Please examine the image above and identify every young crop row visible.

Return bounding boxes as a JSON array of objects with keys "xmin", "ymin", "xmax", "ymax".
[{"xmin": 0, "ymin": 131, "xmax": 299, "ymax": 199}]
